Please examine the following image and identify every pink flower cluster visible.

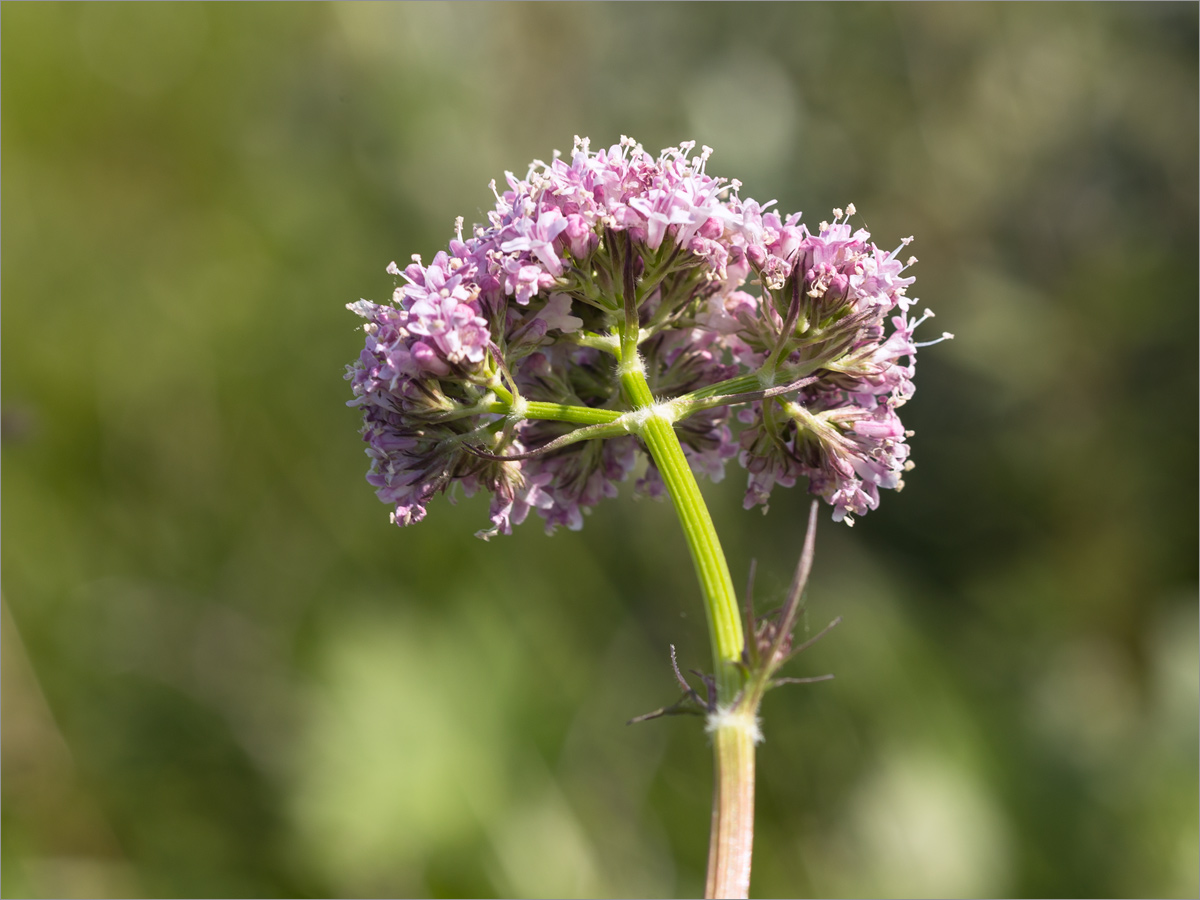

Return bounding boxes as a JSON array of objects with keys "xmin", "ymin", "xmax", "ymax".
[{"xmin": 346, "ymin": 137, "xmax": 946, "ymax": 534}]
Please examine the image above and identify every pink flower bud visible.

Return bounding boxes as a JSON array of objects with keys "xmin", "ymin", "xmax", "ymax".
[{"xmin": 698, "ymin": 216, "xmax": 723, "ymax": 240}]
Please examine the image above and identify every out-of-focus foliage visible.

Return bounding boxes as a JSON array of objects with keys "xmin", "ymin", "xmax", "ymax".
[{"xmin": 3, "ymin": 3, "xmax": 1196, "ymax": 898}]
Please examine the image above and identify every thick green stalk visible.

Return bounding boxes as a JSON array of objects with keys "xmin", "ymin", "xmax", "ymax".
[
  {"xmin": 618, "ymin": 362, "xmax": 743, "ymax": 695},
  {"xmin": 618, "ymin": 352, "xmax": 755, "ymax": 899}
]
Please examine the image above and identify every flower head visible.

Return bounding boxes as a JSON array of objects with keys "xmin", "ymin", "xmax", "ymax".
[{"xmin": 346, "ymin": 136, "xmax": 945, "ymax": 534}]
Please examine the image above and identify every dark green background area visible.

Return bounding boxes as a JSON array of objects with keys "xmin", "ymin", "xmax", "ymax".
[{"xmin": 3, "ymin": 3, "xmax": 1196, "ymax": 898}]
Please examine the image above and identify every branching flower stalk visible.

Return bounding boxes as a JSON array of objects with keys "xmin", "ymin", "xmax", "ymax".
[{"xmin": 345, "ymin": 137, "xmax": 949, "ymax": 898}]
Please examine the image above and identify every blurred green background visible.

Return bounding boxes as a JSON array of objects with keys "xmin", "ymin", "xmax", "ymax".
[{"xmin": 3, "ymin": 3, "xmax": 1196, "ymax": 898}]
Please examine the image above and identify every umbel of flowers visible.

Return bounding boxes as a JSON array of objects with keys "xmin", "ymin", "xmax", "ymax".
[{"xmin": 346, "ymin": 136, "xmax": 948, "ymax": 538}]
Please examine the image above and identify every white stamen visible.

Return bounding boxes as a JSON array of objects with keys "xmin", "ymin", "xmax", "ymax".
[
  {"xmin": 915, "ymin": 332, "xmax": 954, "ymax": 348},
  {"xmin": 912, "ymin": 308, "xmax": 936, "ymax": 330}
]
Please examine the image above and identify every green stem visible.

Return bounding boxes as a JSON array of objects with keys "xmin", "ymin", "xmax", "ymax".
[
  {"xmin": 617, "ymin": 349, "xmax": 755, "ymax": 900},
  {"xmin": 484, "ymin": 399, "xmax": 623, "ymax": 427},
  {"xmin": 618, "ymin": 361, "xmax": 744, "ymax": 696},
  {"xmin": 525, "ymin": 401, "xmax": 621, "ymax": 426}
]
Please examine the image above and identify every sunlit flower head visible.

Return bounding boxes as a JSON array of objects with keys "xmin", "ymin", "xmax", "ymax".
[{"xmin": 346, "ymin": 137, "xmax": 947, "ymax": 533}]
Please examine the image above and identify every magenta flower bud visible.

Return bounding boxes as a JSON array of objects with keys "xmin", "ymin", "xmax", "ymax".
[
  {"xmin": 409, "ymin": 341, "xmax": 450, "ymax": 376},
  {"xmin": 563, "ymin": 213, "xmax": 597, "ymax": 259},
  {"xmin": 725, "ymin": 245, "xmax": 751, "ymax": 287},
  {"xmin": 624, "ymin": 224, "xmax": 648, "ymax": 245},
  {"xmin": 825, "ymin": 272, "xmax": 850, "ymax": 305}
]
